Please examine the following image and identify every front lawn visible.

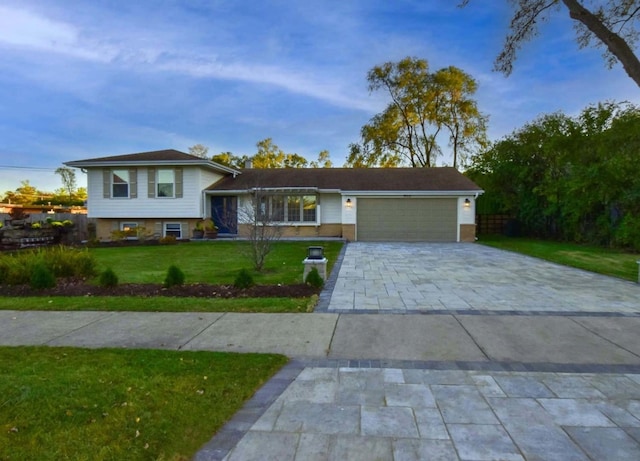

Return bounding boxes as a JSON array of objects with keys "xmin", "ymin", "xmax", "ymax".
[
  {"xmin": 0, "ymin": 240, "xmax": 342, "ymax": 312},
  {"xmin": 90, "ymin": 240, "xmax": 343, "ymax": 285},
  {"xmin": 478, "ymin": 235, "xmax": 639, "ymax": 281},
  {"xmin": 0, "ymin": 346, "xmax": 287, "ymax": 461}
]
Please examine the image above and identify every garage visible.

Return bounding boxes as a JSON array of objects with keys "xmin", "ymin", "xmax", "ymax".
[{"xmin": 356, "ymin": 197, "xmax": 458, "ymax": 242}]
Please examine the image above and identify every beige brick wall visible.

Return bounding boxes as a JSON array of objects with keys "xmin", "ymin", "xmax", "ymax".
[
  {"xmin": 237, "ymin": 223, "xmax": 343, "ymax": 239},
  {"xmin": 95, "ymin": 218, "xmax": 201, "ymax": 241},
  {"xmin": 342, "ymin": 224, "xmax": 355, "ymax": 241},
  {"xmin": 459, "ymin": 223, "xmax": 476, "ymax": 242}
]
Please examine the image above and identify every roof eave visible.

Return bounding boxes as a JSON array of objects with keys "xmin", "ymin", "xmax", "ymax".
[
  {"xmin": 65, "ymin": 159, "xmax": 241, "ymax": 176},
  {"xmin": 341, "ymin": 190, "xmax": 484, "ymax": 196}
]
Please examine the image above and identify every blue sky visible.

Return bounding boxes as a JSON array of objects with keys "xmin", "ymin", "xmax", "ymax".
[{"xmin": 0, "ymin": 0, "xmax": 638, "ymax": 193}]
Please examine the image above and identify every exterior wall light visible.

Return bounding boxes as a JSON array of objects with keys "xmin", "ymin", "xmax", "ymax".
[
  {"xmin": 464, "ymin": 198, "xmax": 471, "ymax": 208},
  {"xmin": 345, "ymin": 198, "xmax": 352, "ymax": 209}
]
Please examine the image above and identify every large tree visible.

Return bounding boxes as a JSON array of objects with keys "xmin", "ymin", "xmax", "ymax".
[
  {"xmin": 433, "ymin": 66, "xmax": 489, "ymax": 168},
  {"xmin": 461, "ymin": 0, "xmax": 640, "ymax": 88},
  {"xmin": 468, "ymin": 101, "xmax": 640, "ymax": 247},
  {"xmin": 346, "ymin": 57, "xmax": 486, "ymax": 168}
]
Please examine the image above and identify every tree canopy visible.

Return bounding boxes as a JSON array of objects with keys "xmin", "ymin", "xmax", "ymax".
[
  {"xmin": 204, "ymin": 139, "xmax": 333, "ymax": 169},
  {"xmin": 346, "ymin": 57, "xmax": 487, "ymax": 169},
  {"xmin": 461, "ymin": 0, "xmax": 640, "ymax": 88},
  {"xmin": 467, "ymin": 101, "xmax": 640, "ymax": 249},
  {"xmin": 1, "ymin": 178, "xmax": 86, "ymax": 207},
  {"xmin": 188, "ymin": 144, "xmax": 210, "ymax": 158}
]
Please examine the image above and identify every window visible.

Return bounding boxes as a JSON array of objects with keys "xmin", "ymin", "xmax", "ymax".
[
  {"xmin": 112, "ymin": 170, "xmax": 129, "ymax": 198},
  {"xmin": 287, "ymin": 196, "xmax": 301, "ymax": 222},
  {"xmin": 104, "ymin": 169, "xmax": 136, "ymax": 199},
  {"xmin": 148, "ymin": 168, "xmax": 182, "ymax": 198},
  {"xmin": 120, "ymin": 222, "xmax": 138, "ymax": 239},
  {"xmin": 257, "ymin": 194, "xmax": 317, "ymax": 223},
  {"xmin": 157, "ymin": 169, "xmax": 175, "ymax": 197},
  {"xmin": 164, "ymin": 223, "xmax": 182, "ymax": 239},
  {"xmin": 302, "ymin": 196, "xmax": 316, "ymax": 222}
]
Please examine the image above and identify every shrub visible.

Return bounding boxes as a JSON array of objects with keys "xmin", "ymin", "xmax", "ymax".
[
  {"xmin": 0, "ymin": 260, "xmax": 7, "ymax": 284},
  {"xmin": 0, "ymin": 246, "xmax": 97, "ymax": 285},
  {"xmin": 159, "ymin": 235, "xmax": 178, "ymax": 245},
  {"xmin": 164, "ymin": 265, "xmax": 185, "ymax": 287},
  {"xmin": 305, "ymin": 267, "xmax": 324, "ymax": 289},
  {"xmin": 43, "ymin": 246, "xmax": 97, "ymax": 279},
  {"xmin": 234, "ymin": 268, "xmax": 254, "ymax": 289},
  {"xmin": 99, "ymin": 268, "xmax": 119, "ymax": 288},
  {"xmin": 30, "ymin": 263, "xmax": 56, "ymax": 289}
]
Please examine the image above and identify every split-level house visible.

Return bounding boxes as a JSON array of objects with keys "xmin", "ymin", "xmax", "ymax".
[{"xmin": 65, "ymin": 149, "xmax": 483, "ymax": 242}]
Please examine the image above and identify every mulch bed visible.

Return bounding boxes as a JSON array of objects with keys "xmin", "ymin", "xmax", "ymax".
[{"xmin": 0, "ymin": 280, "xmax": 319, "ymax": 298}]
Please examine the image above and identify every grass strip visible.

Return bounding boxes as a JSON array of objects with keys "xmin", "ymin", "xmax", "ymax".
[
  {"xmin": 0, "ymin": 346, "xmax": 287, "ymax": 461},
  {"xmin": 478, "ymin": 235, "xmax": 639, "ymax": 281},
  {"xmin": 0, "ymin": 296, "xmax": 317, "ymax": 313}
]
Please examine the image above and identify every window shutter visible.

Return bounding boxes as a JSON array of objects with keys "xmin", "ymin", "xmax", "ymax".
[
  {"xmin": 129, "ymin": 169, "xmax": 137, "ymax": 199},
  {"xmin": 103, "ymin": 169, "xmax": 111, "ymax": 198},
  {"xmin": 175, "ymin": 168, "xmax": 183, "ymax": 198},
  {"xmin": 148, "ymin": 167, "xmax": 156, "ymax": 198}
]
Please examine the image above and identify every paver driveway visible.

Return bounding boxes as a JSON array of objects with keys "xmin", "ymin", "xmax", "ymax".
[{"xmin": 327, "ymin": 242, "xmax": 640, "ymax": 313}]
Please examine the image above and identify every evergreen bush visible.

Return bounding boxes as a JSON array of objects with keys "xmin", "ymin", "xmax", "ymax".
[
  {"xmin": 305, "ymin": 267, "xmax": 324, "ymax": 288},
  {"xmin": 234, "ymin": 268, "xmax": 254, "ymax": 289},
  {"xmin": 99, "ymin": 268, "xmax": 119, "ymax": 288},
  {"xmin": 164, "ymin": 265, "xmax": 185, "ymax": 287}
]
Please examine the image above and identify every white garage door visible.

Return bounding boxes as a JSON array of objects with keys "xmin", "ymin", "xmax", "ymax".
[{"xmin": 357, "ymin": 198, "xmax": 457, "ymax": 242}]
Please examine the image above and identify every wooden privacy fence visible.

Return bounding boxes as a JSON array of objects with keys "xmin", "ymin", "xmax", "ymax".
[{"xmin": 476, "ymin": 214, "xmax": 513, "ymax": 235}]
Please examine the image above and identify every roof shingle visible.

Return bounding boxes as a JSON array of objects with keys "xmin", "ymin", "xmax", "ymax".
[
  {"xmin": 66, "ymin": 149, "xmax": 200, "ymax": 163},
  {"xmin": 207, "ymin": 167, "xmax": 481, "ymax": 192}
]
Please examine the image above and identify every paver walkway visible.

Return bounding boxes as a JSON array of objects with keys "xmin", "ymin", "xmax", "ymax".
[
  {"xmin": 200, "ymin": 363, "xmax": 640, "ymax": 461},
  {"xmin": 327, "ymin": 243, "xmax": 640, "ymax": 313}
]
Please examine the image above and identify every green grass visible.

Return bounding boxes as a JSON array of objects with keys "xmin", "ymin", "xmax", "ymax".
[
  {"xmin": 90, "ymin": 240, "xmax": 343, "ymax": 285},
  {"xmin": 478, "ymin": 235, "xmax": 640, "ymax": 281},
  {"xmin": 0, "ymin": 346, "xmax": 287, "ymax": 461},
  {"xmin": 0, "ymin": 296, "xmax": 317, "ymax": 313},
  {"xmin": 0, "ymin": 241, "xmax": 341, "ymax": 313}
]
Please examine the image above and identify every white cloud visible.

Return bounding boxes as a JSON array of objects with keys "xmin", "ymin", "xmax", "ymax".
[{"xmin": 0, "ymin": 6, "xmax": 76, "ymax": 49}]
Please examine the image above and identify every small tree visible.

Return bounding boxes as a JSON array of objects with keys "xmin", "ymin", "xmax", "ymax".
[{"xmin": 237, "ymin": 188, "xmax": 284, "ymax": 272}]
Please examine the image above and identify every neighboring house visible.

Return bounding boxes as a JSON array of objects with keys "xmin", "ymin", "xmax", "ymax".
[{"xmin": 65, "ymin": 149, "xmax": 483, "ymax": 242}]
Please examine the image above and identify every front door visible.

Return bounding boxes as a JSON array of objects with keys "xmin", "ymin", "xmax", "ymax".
[{"xmin": 211, "ymin": 196, "xmax": 237, "ymax": 234}]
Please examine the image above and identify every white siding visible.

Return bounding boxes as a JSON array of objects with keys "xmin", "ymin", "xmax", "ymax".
[
  {"xmin": 86, "ymin": 167, "xmax": 225, "ymax": 218},
  {"xmin": 457, "ymin": 196, "xmax": 476, "ymax": 225},
  {"xmin": 319, "ymin": 193, "xmax": 342, "ymax": 224}
]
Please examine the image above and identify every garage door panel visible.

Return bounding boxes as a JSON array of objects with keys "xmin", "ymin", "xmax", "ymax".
[{"xmin": 357, "ymin": 198, "xmax": 457, "ymax": 242}]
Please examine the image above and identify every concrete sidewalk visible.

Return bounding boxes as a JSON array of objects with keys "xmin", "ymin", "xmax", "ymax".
[{"xmin": 1, "ymin": 310, "xmax": 639, "ymax": 365}]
